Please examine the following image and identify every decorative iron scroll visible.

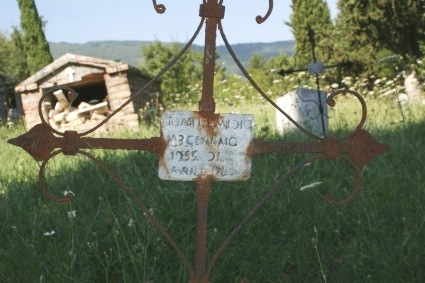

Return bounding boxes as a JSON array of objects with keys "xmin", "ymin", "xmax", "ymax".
[{"xmin": 8, "ymin": 1, "xmax": 389, "ymax": 282}]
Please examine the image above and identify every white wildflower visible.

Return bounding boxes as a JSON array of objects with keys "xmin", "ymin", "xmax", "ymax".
[
  {"xmin": 398, "ymin": 93, "xmax": 409, "ymax": 105},
  {"xmin": 299, "ymin": 181, "xmax": 323, "ymax": 191},
  {"xmin": 43, "ymin": 230, "xmax": 55, "ymax": 236},
  {"xmin": 144, "ymin": 208, "xmax": 154, "ymax": 217},
  {"xmin": 64, "ymin": 190, "xmax": 75, "ymax": 197},
  {"xmin": 331, "ymin": 83, "xmax": 339, "ymax": 89},
  {"xmin": 67, "ymin": 210, "xmax": 77, "ymax": 219},
  {"xmin": 128, "ymin": 218, "xmax": 136, "ymax": 229}
]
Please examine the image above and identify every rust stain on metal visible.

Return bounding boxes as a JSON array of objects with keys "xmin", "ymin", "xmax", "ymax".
[
  {"xmin": 347, "ymin": 129, "xmax": 390, "ymax": 167},
  {"xmin": 158, "ymin": 111, "xmax": 254, "ymax": 181},
  {"xmin": 8, "ymin": 124, "xmax": 58, "ymax": 161},
  {"xmin": 199, "ymin": 2, "xmax": 225, "ymax": 19},
  {"xmin": 195, "ymin": 111, "xmax": 222, "ymax": 137},
  {"xmin": 321, "ymin": 135, "xmax": 343, "ymax": 160},
  {"xmin": 159, "ymin": 119, "xmax": 170, "ymax": 177},
  {"xmin": 62, "ymin": 130, "xmax": 79, "ymax": 155},
  {"xmin": 8, "ymin": 124, "xmax": 162, "ymax": 161}
]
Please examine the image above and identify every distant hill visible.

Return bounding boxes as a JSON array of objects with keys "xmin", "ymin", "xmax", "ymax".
[{"xmin": 49, "ymin": 40, "xmax": 294, "ymax": 75}]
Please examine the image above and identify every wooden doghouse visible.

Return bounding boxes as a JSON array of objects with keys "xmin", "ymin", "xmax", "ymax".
[{"xmin": 15, "ymin": 53, "xmax": 162, "ymax": 133}]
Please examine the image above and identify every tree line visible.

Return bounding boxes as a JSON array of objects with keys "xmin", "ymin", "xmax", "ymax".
[
  {"xmin": 142, "ymin": 0, "xmax": 425, "ymax": 104},
  {"xmin": 289, "ymin": 0, "xmax": 424, "ymax": 79},
  {"xmin": 1, "ymin": 0, "xmax": 424, "ymax": 107}
]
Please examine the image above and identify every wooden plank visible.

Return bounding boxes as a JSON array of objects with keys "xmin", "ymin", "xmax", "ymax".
[
  {"xmin": 76, "ymin": 102, "xmax": 108, "ymax": 114},
  {"xmin": 78, "ymin": 102, "xmax": 91, "ymax": 110}
]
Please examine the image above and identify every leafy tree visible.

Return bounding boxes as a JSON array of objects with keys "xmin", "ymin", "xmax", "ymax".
[
  {"xmin": 0, "ymin": 32, "xmax": 15, "ymax": 76},
  {"xmin": 248, "ymin": 53, "xmax": 267, "ymax": 72},
  {"xmin": 10, "ymin": 28, "xmax": 29, "ymax": 80},
  {"xmin": 246, "ymin": 53, "xmax": 272, "ymax": 93},
  {"xmin": 17, "ymin": 0, "xmax": 53, "ymax": 75},
  {"xmin": 246, "ymin": 53, "xmax": 295, "ymax": 98},
  {"xmin": 335, "ymin": 0, "xmax": 425, "ymax": 79},
  {"xmin": 333, "ymin": 0, "xmax": 383, "ymax": 78},
  {"xmin": 0, "ymin": 29, "xmax": 27, "ymax": 108},
  {"xmin": 287, "ymin": 0, "xmax": 334, "ymax": 69},
  {"xmin": 142, "ymin": 42, "xmax": 203, "ymax": 105},
  {"xmin": 1, "ymin": 29, "xmax": 30, "ymax": 80},
  {"xmin": 248, "ymin": 54, "xmax": 289, "ymax": 87},
  {"xmin": 374, "ymin": 0, "xmax": 424, "ymax": 62}
]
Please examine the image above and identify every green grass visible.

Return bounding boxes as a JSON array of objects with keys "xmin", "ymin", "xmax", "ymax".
[{"xmin": 1, "ymin": 94, "xmax": 425, "ymax": 282}]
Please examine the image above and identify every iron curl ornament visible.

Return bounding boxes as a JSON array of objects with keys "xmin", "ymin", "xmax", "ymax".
[
  {"xmin": 152, "ymin": 0, "xmax": 166, "ymax": 14},
  {"xmin": 8, "ymin": 1, "xmax": 389, "ymax": 282}
]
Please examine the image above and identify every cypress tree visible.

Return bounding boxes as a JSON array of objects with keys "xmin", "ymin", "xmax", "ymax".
[
  {"xmin": 333, "ymin": 0, "xmax": 382, "ymax": 77},
  {"xmin": 17, "ymin": 0, "xmax": 53, "ymax": 75},
  {"xmin": 287, "ymin": 0, "xmax": 334, "ymax": 69},
  {"xmin": 373, "ymin": 0, "xmax": 424, "ymax": 62},
  {"xmin": 335, "ymin": 0, "xmax": 425, "ymax": 78}
]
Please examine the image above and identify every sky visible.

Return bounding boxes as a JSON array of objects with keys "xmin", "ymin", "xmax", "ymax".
[{"xmin": 1, "ymin": 0, "xmax": 338, "ymax": 46}]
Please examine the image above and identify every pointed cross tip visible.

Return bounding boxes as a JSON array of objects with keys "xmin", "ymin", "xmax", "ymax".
[
  {"xmin": 7, "ymin": 137, "xmax": 20, "ymax": 147},
  {"xmin": 7, "ymin": 124, "xmax": 57, "ymax": 161},
  {"xmin": 349, "ymin": 129, "xmax": 390, "ymax": 167}
]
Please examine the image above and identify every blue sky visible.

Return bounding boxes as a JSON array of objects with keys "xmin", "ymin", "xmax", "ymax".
[{"xmin": 1, "ymin": 0, "xmax": 338, "ymax": 45}]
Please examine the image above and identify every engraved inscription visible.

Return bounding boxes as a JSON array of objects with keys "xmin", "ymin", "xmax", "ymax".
[{"xmin": 158, "ymin": 111, "xmax": 254, "ymax": 181}]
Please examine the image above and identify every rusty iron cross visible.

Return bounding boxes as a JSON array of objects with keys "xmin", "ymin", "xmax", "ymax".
[{"xmin": 8, "ymin": 1, "xmax": 389, "ymax": 282}]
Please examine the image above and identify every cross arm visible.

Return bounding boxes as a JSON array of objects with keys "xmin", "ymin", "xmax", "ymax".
[
  {"xmin": 7, "ymin": 124, "xmax": 163, "ymax": 161},
  {"xmin": 8, "ymin": 122, "xmax": 389, "ymax": 170},
  {"xmin": 251, "ymin": 129, "xmax": 389, "ymax": 167}
]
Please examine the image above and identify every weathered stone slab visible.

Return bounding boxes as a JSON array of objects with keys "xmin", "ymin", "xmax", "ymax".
[
  {"xmin": 159, "ymin": 111, "xmax": 254, "ymax": 181},
  {"xmin": 276, "ymin": 88, "xmax": 328, "ymax": 137}
]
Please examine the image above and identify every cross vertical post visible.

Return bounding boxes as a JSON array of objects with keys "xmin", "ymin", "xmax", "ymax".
[
  {"xmin": 307, "ymin": 28, "xmax": 327, "ymax": 137},
  {"xmin": 199, "ymin": 0, "xmax": 224, "ymax": 113},
  {"xmin": 194, "ymin": 177, "xmax": 212, "ymax": 282},
  {"xmin": 193, "ymin": 1, "xmax": 225, "ymax": 281}
]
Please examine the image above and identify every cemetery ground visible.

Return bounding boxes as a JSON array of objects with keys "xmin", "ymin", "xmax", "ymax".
[{"xmin": 1, "ymin": 85, "xmax": 425, "ymax": 282}]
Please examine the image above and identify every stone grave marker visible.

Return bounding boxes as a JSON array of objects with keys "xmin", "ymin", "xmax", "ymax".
[{"xmin": 276, "ymin": 88, "xmax": 328, "ymax": 137}]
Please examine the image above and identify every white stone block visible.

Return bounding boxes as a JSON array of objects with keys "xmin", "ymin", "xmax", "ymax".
[{"xmin": 276, "ymin": 88, "xmax": 328, "ymax": 137}]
